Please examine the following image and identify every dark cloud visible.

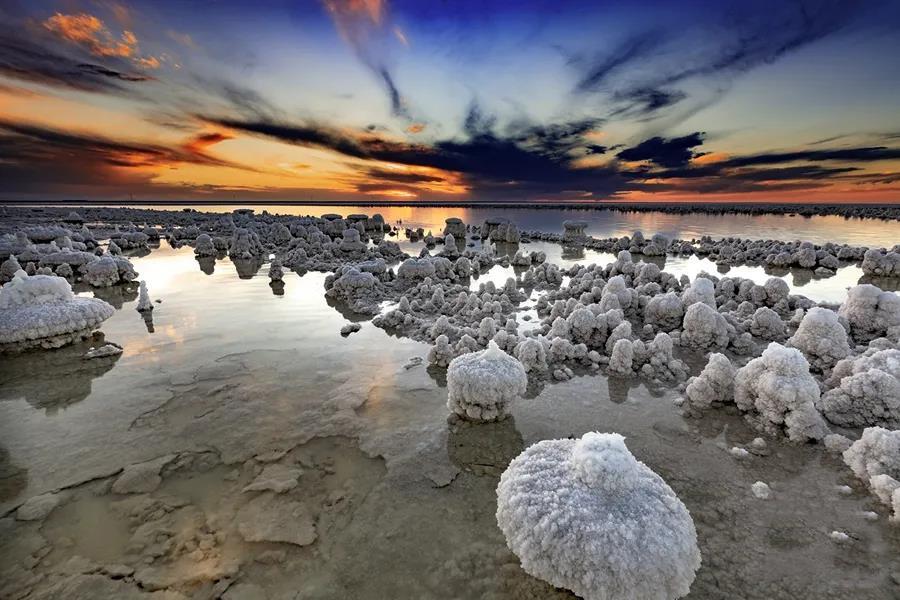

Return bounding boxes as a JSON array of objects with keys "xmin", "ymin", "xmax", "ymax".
[
  {"xmin": 207, "ymin": 110, "xmax": 624, "ymax": 198},
  {"xmin": 377, "ymin": 66, "xmax": 408, "ymax": 119},
  {"xmin": 574, "ymin": 31, "xmax": 665, "ymax": 93},
  {"xmin": 573, "ymin": 0, "xmax": 861, "ymax": 121},
  {"xmin": 721, "ymin": 146, "xmax": 900, "ymax": 167},
  {"xmin": 0, "ymin": 26, "xmax": 150, "ymax": 93},
  {"xmin": 610, "ymin": 88, "xmax": 687, "ymax": 118},
  {"xmin": 363, "ymin": 167, "xmax": 446, "ymax": 185},
  {"xmin": 0, "ymin": 119, "xmax": 256, "ymax": 197},
  {"xmin": 617, "ymin": 133, "xmax": 705, "ymax": 168},
  {"xmin": 641, "ymin": 164, "xmax": 860, "ymax": 182}
]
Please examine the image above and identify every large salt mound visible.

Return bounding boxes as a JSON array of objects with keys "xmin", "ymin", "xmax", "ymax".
[
  {"xmin": 843, "ymin": 427, "xmax": 900, "ymax": 521},
  {"xmin": 818, "ymin": 349, "xmax": 900, "ymax": 428},
  {"xmin": 786, "ymin": 307, "xmax": 850, "ymax": 372},
  {"xmin": 496, "ymin": 432, "xmax": 701, "ymax": 600},
  {"xmin": 0, "ymin": 270, "xmax": 114, "ymax": 351},
  {"xmin": 838, "ymin": 284, "xmax": 900, "ymax": 342},
  {"xmin": 446, "ymin": 340, "xmax": 527, "ymax": 421},
  {"xmin": 734, "ymin": 342, "xmax": 829, "ymax": 442},
  {"xmin": 680, "ymin": 302, "xmax": 730, "ymax": 349}
]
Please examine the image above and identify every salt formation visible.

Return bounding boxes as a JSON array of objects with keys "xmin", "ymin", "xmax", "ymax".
[
  {"xmin": 269, "ymin": 259, "xmax": 285, "ymax": 282},
  {"xmin": 443, "ymin": 217, "xmax": 466, "ymax": 239},
  {"xmin": 562, "ymin": 220, "xmax": 588, "ymax": 243},
  {"xmin": 680, "ymin": 302, "xmax": 730, "ymax": 349},
  {"xmin": 838, "ymin": 284, "xmax": 900, "ymax": 342},
  {"xmin": 733, "ymin": 343, "xmax": 829, "ymax": 441},
  {"xmin": 751, "ymin": 481, "xmax": 771, "ymax": 500},
  {"xmin": 136, "ymin": 281, "xmax": 153, "ymax": 312},
  {"xmin": 82, "ymin": 255, "xmax": 137, "ymax": 287},
  {"xmin": 861, "ymin": 247, "xmax": 900, "ymax": 277},
  {"xmin": 0, "ymin": 270, "xmax": 114, "ymax": 351},
  {"xmin": 496, "ymin": 432, "xmax": 701, "ymax": 600},
  {"xmin": 843, "ymin": 427, "xmax": 900, "ymax": 521},
  {"xmin": 681, "ymin": 277, "xmax": 715, "ymax": 308},
  {"xmin": 194, "ymin": 233, "xmax": 217, "ymax": 257},
  {"xmin": 1, "ymin": 255, "xmax": 21, "ymax": 283},
  {"xmin": 684, "ymin": 353, "xmax": 736, "ymax": 411},
  {"xmin": 324, "ymin": 267, "xmax": 380, "ymax": 314},
  {"xmin": 749, "ymin": 307, "xmax": 785, "ymax": 341},
  {"xmin": 644, "ymin": 292, "xmax": 684, "ymax": 331},
  {"xmin": 786, "ymin": 307, "xmax": 849, "ymax": 371},
  {"xmin": 818, "ymin": 349, "xmax": 900, "ymax": 428},
  {"xmin": 446, "ymin": 340, "xmax": 528, "ymax": 421},
  {"xmin": 228, "ymin": 227, "xmax": 263, "ymax": 259}
]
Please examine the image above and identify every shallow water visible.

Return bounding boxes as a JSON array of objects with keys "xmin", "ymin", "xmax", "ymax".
[
  {"xmin": 1, "ymin": 232, "xmax": 899, "ymax": 598},
  {"xmin": 122, "ymin": 203, "xmax": 899, "ymax": 247}
]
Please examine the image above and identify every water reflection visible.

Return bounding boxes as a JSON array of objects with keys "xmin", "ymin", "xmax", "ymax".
[
  {"xmin": 0, "ymin": 338, "xmax": 121, "ymax": 414},
  {"xmin": 0, "ymin": 445, "xmax": 27, "ymax": 504},
  {"xmin": 132, "ymin": 204, "xmax": 898, "ymax": 247},
  {"xmin": 232, "ymin": 257, "xmax": 263, "ymax": 279},
  {"xmin": 88, "ymin": 282, "xmax": 139, "ymax": 309},
  {"xmin": 142, "ymin": 311, "xmax": 155, "ymax": 333},
  {"xmin": 196, "ymin": 255, "xmax": 216, "ymax": 275},
  {"xmin": 561, "ymin": 244, "xmax": 585, "ymax": 261}
]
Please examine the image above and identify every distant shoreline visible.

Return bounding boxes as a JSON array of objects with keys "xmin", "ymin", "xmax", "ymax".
[{"xmin": 3, "ymin": 199, "xmax": 898, "ymax": 220}]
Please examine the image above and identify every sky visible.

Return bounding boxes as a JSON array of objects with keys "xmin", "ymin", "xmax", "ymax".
[{"xmin": 0, "ymin": 0, "xmax": 899, "ymax": 204}]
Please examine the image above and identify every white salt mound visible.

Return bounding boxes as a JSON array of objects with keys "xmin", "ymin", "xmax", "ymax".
[
  {"xmin": 446, "ymin": 341, "xmax": 527, "ymax": 422},
  {"xmin": 684, "ymin": 352, "xmax": 735, "ymax": 410},
  {"xmin": 496, "ymin": 432, "xmax": 701, "ymax": 600},
  {"xmin": 838, "ymin": 284, "xmax": 900, "ymax": 342},
  {"xmin": 786, "ymin": 307, "xmax": 849, "ymax": 371},
  {"xmin": 818, "ymin": 349, "xmax": 900, "ymax": 428},
  {"xmin": 136, "ymin": 281, "xmax": 153, "ymax": 312},
  {"xmin": 843, "ymin": 427, "xmax": 900, "ymax": 520},
  {"xmin": 0, "ymin": 270, "xmax": 114, "ymax": 350},
  {"xmin": 734, "ymin": 343, "xmax": 829, "ymax": 442}
]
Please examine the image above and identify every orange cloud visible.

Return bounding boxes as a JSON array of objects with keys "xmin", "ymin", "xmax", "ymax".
[
  {"xmin": 406, "ymin": 123, "xmax": 425, "ymax": 134},
  {"xmin": 135, "ymin": 56, "xmax": 162, "ymax": 69},
  {"xmin": 364, "ymin": 188, "xmax": 417, "ymax": 198},
  {"xmin": 323, "ymin": 0, "xmax": 385, "ymax": 27},
  {"xmin": 183, "ymin": 131, "xmax": 233, "ymax": 154},
  {"xmin": 44, "ymin": 13, "xmax": 138, "ymax": 58}
]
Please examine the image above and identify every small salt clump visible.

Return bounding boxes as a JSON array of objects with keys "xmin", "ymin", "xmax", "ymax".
[
  {"xmin": 829, "ymin": 531, "xmax": 850, "ymax": 543},
  {"xmin": 136, "ymin": 281, "xmax": 153, "ymax": 312},
  {"xmin": 496, "ymin": 432, "xmax": 701, "ymax": 600},
  {"xmin": 446, "ymin": 340, "xmax": 527, "ymax": 422},
  {"xmin": 269, "ymin": 259, "xmax": 285, "ymax": 282},
  {"xmin": 751, "ymin": 481, "xmax": 771, "ymax": 499},
  {"xmin": 684, "ymin": 353, "xmax": 736, "ymax": 411}
]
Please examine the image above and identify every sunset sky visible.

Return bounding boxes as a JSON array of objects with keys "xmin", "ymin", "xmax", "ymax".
[{"xmin": 1, "ymin": 0, "xmax": 899, "ymax": 203}]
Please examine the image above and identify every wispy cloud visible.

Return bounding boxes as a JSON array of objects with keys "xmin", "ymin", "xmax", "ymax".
[{"xmin": 321, "ymin": 0, "xmax": 412, "ymax": 119}]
